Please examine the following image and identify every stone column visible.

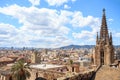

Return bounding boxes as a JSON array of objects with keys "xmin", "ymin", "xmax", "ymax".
[
  {"xmin": 3, "ymin": 76, "xmax": 6, "ymax": 80},
  {"xmin": 1, "ymin": 75, "xmax": 4, "ymax": 80}
]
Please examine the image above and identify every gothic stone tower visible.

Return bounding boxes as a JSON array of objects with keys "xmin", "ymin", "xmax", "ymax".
[{"xmin": 94, "ymin": 9, "xmax": 114, "ymax": 66}]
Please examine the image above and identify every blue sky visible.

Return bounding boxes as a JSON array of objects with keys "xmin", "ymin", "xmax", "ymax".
[{"xmin": 0, "ymin": 0, "xmax": 120, "ymax": 48}]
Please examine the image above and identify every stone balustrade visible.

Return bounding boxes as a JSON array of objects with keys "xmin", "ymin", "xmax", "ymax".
[{"xmin": 0, "ymin": 74, "xmax": 6, "ymax": 80}]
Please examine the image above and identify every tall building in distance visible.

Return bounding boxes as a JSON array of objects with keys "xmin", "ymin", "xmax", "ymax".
[{"xmin": 94, "ymin": 9, "xmax": 114, "ymax": 66}]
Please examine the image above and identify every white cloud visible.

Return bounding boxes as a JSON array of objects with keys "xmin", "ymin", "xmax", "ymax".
[
  {"xmin": 0, "ymin": 4, "xmax": 101, "ymax": 47},
  {"xmin": 45, "ymin": 0, "xmax": 68, "ymax": 6},
  {"xmin": 71, "ymin": 11, "xmax": 100, "ymax": 44},
  {"xmin": 73, "ymin": 31, "xmax": 93, "ymax": 39},
  {"xmin": 28, "ymin": 0, "xmax": 40, "ymax": 6},
  {"xmin": 71, "ymin": 11, "xmax": 100, "ymax": 28},
  {"xmin": 64, "ymin": 4, "xmax": 71, "ymax": 9},
  {"xmin": 0, "ymin": 23, "xmax": 19, "ymax": 46},
  {"xmin": 108, "ymin": 18, "xmax": 114, "ymax": 24},
  {"xmin": 108, "ymin": 18, "xmax": 113, "ymax": 22},
  {"xmin": 72, "ymin": 31, "xmax": 96, "ymax": 45},
  {"xmin": 0, "ymin": 5, "xmax": 72, "ymax": 48},
  {"xmin": 114, "ymin": 33, "xmax": 120, "ymax": 38},
  {"xmin": 45, "ymin": 0, "xmax": 76, "ymax": 6},
  {"xmin": 71, "ymin": 0, "xmax": 76, "ymax": 2},
  {"xmin": 72, "ymin": 30, "xmax": 96, "ymax": 42},
  {"xmin": 0, "ymin": 23, "xmax": 18, "ymax": 38}
]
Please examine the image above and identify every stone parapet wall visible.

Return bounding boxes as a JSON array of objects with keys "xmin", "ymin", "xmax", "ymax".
[
  {"xmin": 28, "ymin": 69, "xmax": 66, "ymax": 80},
  {"xmin": 94, "ymin": 66, "xmax": 120, "ymax": 80},
  {"xmin": 0, "ymin": 66, "xmax": 95, "ymax": 80},
  {"xmin": 57, "ymin": 71, "xmax": 94, "ymax": 80}
]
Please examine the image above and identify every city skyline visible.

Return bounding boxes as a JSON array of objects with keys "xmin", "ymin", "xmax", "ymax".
[{"xmin": 0, "ymin": 0, "xmax": 120, "ymax": 48}]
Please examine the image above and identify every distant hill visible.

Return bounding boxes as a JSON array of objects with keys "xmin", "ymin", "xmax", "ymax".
[
  {"xmin": 59, "ymin": 45, "xmax": 120, "ymax": 49},
  {"xmin": 115, "ymin": 45, "xmax": 120, "ymax": 48},
  {"xmin": 59, "ymin": 45, "xmax": 95, "ymax": 49},
  {"xmin": 0, "ymin": 45, "xmax": 120, "ymax": 50}
]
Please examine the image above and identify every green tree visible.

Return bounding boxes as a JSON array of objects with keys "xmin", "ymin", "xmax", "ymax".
[
  {"xmin": 11, "ymin": 59, "xmax": 31, "ymax": 80},
  {"xmin": 70, "ymin": 59, "xmax": 73, "ymax": 65}
]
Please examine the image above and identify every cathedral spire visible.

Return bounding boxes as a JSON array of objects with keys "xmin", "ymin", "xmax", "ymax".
[
  {"xmin": 100, "ymin": 8, "xmax": 109, "ymax": 43},
  {"xmin": 94, "ymin": 9, "xmax": 114, "ymax": 66}
]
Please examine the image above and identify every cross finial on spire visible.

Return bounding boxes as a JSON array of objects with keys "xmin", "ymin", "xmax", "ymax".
[
  {"xmin": 103, "ymin": 8, "xmax": 105, "ymax": 12},
  {"xmin": 103, "ymin": 8, "xmax": 105, "ymax": 15}
]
